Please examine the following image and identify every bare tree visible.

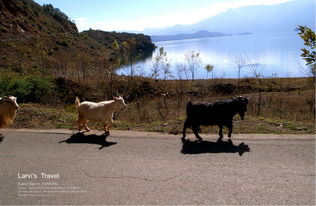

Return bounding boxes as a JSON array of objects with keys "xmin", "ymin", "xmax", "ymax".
[
  {"xmin": 98, "ymin": 57, "xmax": 117, "ymax": 98},
  {"xmin": 185, "ymin": 50, "xmax": 201, "ymax": 81},
  {"xmin": 176, "ymin": 63, "xmax": 188, "ymax": 80},
  {"xmin": 245, "ymin": 54, "xmax": 264, "ymax": 116},
  {"xmin": 74, "ymin": 53, "xmax": 90, "ymax": 82},
  {"xmin": 235, "ymin": 55, "xmax": 246, "ymax": 86},
  {"xmin": 175, "ymin": 63, "xmax": 188, "ymax": 117},
  {"xmin": 151, "ymin": 58, "xmax": 160, "ymax": 80},
  {"xmin": 55, "ymin": 52, "xmax": 71, "ymax": 78},
  {"xmin": 122, "ymin": 38, "xmax": 138, "ymax": 78}
]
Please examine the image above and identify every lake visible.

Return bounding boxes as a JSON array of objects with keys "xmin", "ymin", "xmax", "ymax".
[{"xmin": 116, "ymin": 32, "xmax": 309, "ymax": 79}]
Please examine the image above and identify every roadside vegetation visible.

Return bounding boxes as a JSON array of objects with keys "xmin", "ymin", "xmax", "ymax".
[{"xmin": 7, "ymin": 77, "xmax": 315, "ymax": 134}]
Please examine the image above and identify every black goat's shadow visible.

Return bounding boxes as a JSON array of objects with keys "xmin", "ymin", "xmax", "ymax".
[
  {"xmin": 59, "ymin": 132, "xmax": 116, "ymax": 150},
  {"xmin": 181, "ymin": 138, "xmax": 250, "ymax": 156}
]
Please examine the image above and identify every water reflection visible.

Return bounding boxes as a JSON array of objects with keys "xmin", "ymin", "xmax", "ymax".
[{"xmin": 116, "ymin": 32, "xmax": 308, "ymax": 79}]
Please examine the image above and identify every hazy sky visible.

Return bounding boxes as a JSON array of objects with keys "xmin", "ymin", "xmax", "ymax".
[{"xmin": 34, "ymin": 0, "xmax": 293, "ymax": 32}]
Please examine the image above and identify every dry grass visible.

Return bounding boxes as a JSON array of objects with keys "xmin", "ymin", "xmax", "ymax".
[
  {"xmin": 9, "ymin": 103, "xmax": 315, "ymax": 134},
  {"xmin": 9, "ymin": 78, "xmax": 315, "ymax": 134}
]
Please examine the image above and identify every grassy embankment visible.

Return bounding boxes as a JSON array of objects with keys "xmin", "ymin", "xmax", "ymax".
[{"xmin": 4, "ymin": 75, "xmax": 315, "ymax": 134}]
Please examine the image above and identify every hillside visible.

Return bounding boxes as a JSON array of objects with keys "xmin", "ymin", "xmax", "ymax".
[
  {"xmin": 0, "ymin": 0, "xmax": 155, "ymax": 79},
  {"xmin": 82, "ymin": 29, "xmax": 155, "ymax": 57},
  {"xmin": 0, "ymin": 0, "xmax": 77, "ymax": 37}
]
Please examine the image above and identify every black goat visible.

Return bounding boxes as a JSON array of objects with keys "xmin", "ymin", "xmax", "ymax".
[{"xmin": 182, "ymin": 96, "xmax": 248, "ymax": 141}]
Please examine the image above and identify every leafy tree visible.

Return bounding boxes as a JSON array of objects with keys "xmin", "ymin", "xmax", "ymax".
[
  {"xmin": 204, "ymin": 64, "xmax": 214, "ymax": 79},
  {"xmin": 151, "ymin": 47, "xmax": 171, "ymax": 80},
  {"xmin": 112, "ymin": 40, "xmax": 121, "ymax": 67},
  {"xmin": 112, "ymin": 40, "xmax": 120, "ymax": 51},
  {"xmin": 298, "ymin": 25, "xmax": 316, "ymax": 77},
  {"xmin": 42, "ymin": 4, "xmax": 70, "ymax": 22}
]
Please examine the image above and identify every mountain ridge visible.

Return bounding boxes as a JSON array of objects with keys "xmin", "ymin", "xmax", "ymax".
[
  {"xmin": 143, "ymin": 0, "xmax": 315, "ymax": 36},
  {"xmin": 150, "ymin": 30, "xmax": 230, "ymax": 42}
]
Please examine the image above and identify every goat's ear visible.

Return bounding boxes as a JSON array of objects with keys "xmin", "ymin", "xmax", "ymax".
[
  {"xmin": 238, "ymin": 96, "xmax": 249, "ymax": 104},
  {"xmin": 236, "ymin": 96, "xmax": 244, "ymax": 101}
]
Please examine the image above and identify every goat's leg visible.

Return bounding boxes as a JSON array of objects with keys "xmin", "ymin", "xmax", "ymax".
[
  {"xmin": 104, "ymin": 124, "xmax": 108, "ymax": 133},
  {"xmin": 227, "ymin": 123, "xmax": 233, "ymax": 138},
  {"xmin": 77, "ymin": 122, "xmax": 82, "ymax": 131},
  {"xmin": 108, "ymin": 122, "xmax": 113, "ymax": 131},
  {"xmin": 82, "ymin": 120, "xmax": 90, "ymax": 132},
  {"xmin": 77, "ymin": 116, "xmax": 83, "ymax": 131},
  {"xmin": 103, "ymin": 123, "xmax": 111, "ymax": 135},
  {"xmin": 182, "ymin": 119, "xmax": 190, "ymax": 140},
  {"xmin": 218, "ymin": 125, "xmax": 224, "ymax": 141},
  {"xmin": 192, "ymin": 125, "xmax": 203, "ymax": 141},
  {"xmin": 226, "ymin": 122, "xmax": 233, "ymax": 143}
]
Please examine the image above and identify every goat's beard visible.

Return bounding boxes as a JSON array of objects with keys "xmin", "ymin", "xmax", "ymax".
[
  {"xmin": 239, "ymin": 112, "xmax": 245, "ymax": 120},
  {"xmin": 113, "ymin": 111, "xmax": 121, "ymax": 120}
]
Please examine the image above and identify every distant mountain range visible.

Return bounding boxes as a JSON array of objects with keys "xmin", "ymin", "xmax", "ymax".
[
  {"xmin": 150, "ymin": 30, "xmax": 232, "ymax": 42},
  {"xmin": 144, "ymin": 0, "xmax": 315, "ymax": 36}
]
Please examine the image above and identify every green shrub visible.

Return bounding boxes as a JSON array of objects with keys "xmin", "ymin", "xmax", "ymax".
[{"xmin": 0, "ymin": 76, "xmax": 56, "ymax": 103}]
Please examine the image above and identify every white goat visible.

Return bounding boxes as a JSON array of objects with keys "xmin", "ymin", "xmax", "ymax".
[
  {"xmin": 0, "ymin": 96, "xmax": 19, "ymax": 130},
  {"xmin": 75, "ymin": 96, "xmax": 127, "ymax": 133}
]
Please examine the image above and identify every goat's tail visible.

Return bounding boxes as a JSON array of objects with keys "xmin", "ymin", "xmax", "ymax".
[{"xmin": 75, "ymin": 97, "xmax": 80, "ymax": 110}]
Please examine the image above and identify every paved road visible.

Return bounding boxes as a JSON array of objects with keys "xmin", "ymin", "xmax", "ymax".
[{"xmin": 0, "ymin": 129, "xmax": 315, "ymax": 205}]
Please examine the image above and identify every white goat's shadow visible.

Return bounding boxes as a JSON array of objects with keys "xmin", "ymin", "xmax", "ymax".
[{"xmin": 59, "ymin": 132, "xmax": 116, "ymax": 150}]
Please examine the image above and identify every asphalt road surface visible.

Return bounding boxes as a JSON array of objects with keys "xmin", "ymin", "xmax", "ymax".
[{"xmin": 0, "ymin": 129, "xmax": 315, "ymax": 205}]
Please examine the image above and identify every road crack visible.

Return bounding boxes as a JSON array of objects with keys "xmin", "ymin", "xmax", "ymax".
[{"xmin": 83, "ymin": 169, "xmax": 194, "ymax": 183}]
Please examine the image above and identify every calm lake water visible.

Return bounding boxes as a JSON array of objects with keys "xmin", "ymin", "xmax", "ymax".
[{"xmin": 117, "ymin": 32, "xmax": 308, "ymax": 79}]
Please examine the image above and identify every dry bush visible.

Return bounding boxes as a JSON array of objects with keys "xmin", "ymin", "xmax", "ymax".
[{"xmin": 243, "ymin": 90, "xmax": 314, "ymax": 122}]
